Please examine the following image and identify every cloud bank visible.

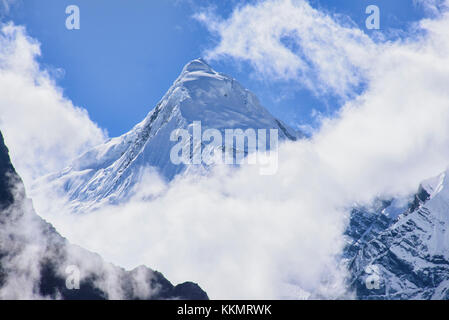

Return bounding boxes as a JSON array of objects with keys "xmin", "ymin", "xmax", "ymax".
[
  {"xmin": 0, "ymin": 175, "xmax": 174, "ymax": 300},
  {"xmin": 39, "ymin": 2, "xmax": 449, "ymax": 297},
  {"xmin": 3, "ymin": 0, "xmax": 449, "ymax": 299},
  {"xmin": 0, "ymin": 23, "xmax": 106, "ymax": 185}
]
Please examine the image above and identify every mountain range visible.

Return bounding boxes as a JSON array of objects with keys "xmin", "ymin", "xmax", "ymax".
[{"xmin": 4, "ymin": 58, "xmax": 449, "ymax": 299}]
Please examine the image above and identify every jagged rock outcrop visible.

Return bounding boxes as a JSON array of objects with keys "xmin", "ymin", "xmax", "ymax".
[
  {"xmin": 345, "ymin": 173, "xmax": 449, "ymax": 300},
  {"xmin": 0, "ymin": 131, "xmax": 208, "ymax": 300}
]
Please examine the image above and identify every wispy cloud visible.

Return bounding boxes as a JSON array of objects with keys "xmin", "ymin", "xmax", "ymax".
[
  {"xmin": 195, "ymin": 0, "xmax": 376, "ymax": 99},
  {"xmin": 0, "ymin": 0, "xmax": 18, "ymax": 16},
  {"xmin": 414, "ymin": 0, "xmax": 448, "ymax": 15},
  {"xmin": 0, "ymin": 176, "xmax": 167, "ymax": 299},
  {"xmin": 0, "ymin": 23, "xmax": 107, "ymax": 185}
]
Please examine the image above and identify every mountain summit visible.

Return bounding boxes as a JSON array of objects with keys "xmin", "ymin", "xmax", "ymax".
[
  {"xmin": 182, "ymin": 58, "xmax": 213, "ymax": 73},
  {"xmin": 37, "ymin": 59, "xmax": 302, "ymax": 207}
]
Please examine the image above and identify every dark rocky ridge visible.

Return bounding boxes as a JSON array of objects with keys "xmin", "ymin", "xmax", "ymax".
[
  {"xmin": 0, "ymin": 131, "xmax": 208, "ymax": 300},
  {"xmin": 345, "ymin": 185, "xmax": 449, "ymax": 300}
]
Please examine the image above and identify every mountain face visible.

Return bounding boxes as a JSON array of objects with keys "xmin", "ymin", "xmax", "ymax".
[
  {"xmin": 38, "ymin": 59, "xmax": 301, "ymax": 208},
  {"xmin": 0, "ymin": 131, "xmax": 208, "ymax": 300},
  {"xmin": 345, "ymin": 172, "xmax": 449, "ymax": 299}
]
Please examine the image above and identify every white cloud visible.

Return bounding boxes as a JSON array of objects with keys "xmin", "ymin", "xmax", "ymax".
[
  {"xmin": 37, "ymin": 162, "xmax": 350, "ymax": 299},
  {"xmin": 35, "ymin": 1, "xmax": 449, "ymax": 300},
  {"xmin": 4, "ymin": 1, "xmax": 449, "ymax": 300},
  {"xmin": 0, "ymin": 177, "xmax": 166, "ymax": 300},
  {"xmin": 195, "ymin": 0, "xmax": 376, "ymax": 98},
  {"xmin": 0, "ymin": 23, "xmax": 107, "ymax": 185}
]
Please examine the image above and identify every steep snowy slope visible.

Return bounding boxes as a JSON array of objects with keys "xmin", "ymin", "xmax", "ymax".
[
  {"xmin": 36, "ymin": 59, "xmax": 301, "ymax": 208},
  {"xmin": 0, "ymin": 130, "xmax": 208, "ymax": 300},
  {"xmin": 345, "ymin": 172, "xmax": 449, "ymax": 299}
]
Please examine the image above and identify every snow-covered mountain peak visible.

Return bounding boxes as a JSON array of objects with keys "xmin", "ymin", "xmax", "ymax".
[
  {"xmin": 35, "ymin": 60, "xmax": 302, "ymax": 208},
  {"xmin": 129, "ymin": 58, "xmax": 299, "ymax": 145},
  {"xmin": 176, "ymin": 58, "xmax": 226, "ymax": 87}
]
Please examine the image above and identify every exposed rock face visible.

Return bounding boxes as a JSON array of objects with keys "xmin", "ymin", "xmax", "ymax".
[
  {"xmin": 345, "ymin": 174, "xmax": 449, "ymax": 300},
  {"xmin": 0, "ymin": 131, "xmax": 208, "ymax": 300}
]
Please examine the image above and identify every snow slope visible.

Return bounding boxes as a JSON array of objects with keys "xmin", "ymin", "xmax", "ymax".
[
  {"xmin": 34, "ymin": 59, "xmax": 301, "ymax": 209},
  {"xmin": 345, "ymin": 171, "xmax": 449, "ymax": 299}
]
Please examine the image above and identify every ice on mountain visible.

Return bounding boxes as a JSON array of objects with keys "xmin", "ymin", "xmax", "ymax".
[{"xmin": 33, "ymin": 59, "xmax": 302, "ymax": 209}]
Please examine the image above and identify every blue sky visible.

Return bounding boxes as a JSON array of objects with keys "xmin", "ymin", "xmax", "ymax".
[{"xmin": 2, "ymin": 0, "xmax": 431, "ymax": 136}]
